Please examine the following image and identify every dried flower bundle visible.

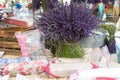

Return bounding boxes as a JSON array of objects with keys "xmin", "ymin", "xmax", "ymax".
[
  {"xmin": 35, "ymin": 1, "xmax": 100, "ymax": 58},
  {"xmin": 36, "ymin": 2, "xmax": 99, "ymax": 44},
  {"xmin": 100, "ymin": 24, "xmax": 116, "ymax": 53}
]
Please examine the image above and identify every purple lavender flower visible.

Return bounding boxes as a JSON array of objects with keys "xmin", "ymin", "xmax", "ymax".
[
  {"xmin": 48, "ymin": 0, "xmax": 59, "ymax": 9},
  {"xmin": 36, "ymin": 2, "xmax": 100, "ymax": 44},
  {"xmin": 87, "ymin": 0, "xmax": 113, "ymax": 4}
]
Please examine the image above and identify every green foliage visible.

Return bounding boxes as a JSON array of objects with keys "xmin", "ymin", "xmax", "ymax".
[
  {"xmin": 100, "ymin": 24, "xmax": 116, "ymax": 39},
  {"xmin": 55, "ymin": 44, "xmax": 84, "ymax": 58}
]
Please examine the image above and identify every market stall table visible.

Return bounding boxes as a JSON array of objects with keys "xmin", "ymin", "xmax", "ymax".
[{"xmin": 7, "ymin": 54, "xmax": 120, "ymax": 80}]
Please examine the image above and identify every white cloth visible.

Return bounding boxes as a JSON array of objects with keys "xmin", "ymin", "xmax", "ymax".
[
  {"xmin": 0, "ymin": 75, "xmax": 9, "ymax": 80},
  {"xmin": 70, "ymin": 68, "xmax": 120, "ymax": 80},
  {"xmin": 16, "ymin": 74, "xmax": 30, "ymax": 80},
  {"xmin": 70, "ymin": 54, "xmax": 120, "ymax": 80}
]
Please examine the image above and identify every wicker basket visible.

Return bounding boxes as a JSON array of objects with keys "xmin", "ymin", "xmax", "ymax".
[{"xmin": 0, "ymin": 27, "xmax": 33, "ymax": 56}]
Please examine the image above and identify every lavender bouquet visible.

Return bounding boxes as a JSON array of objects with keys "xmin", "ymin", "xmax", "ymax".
[
  {"xmin": 36, "ymin": 1, "xmax": 100, "ymax": 58},
  {"xmin": 100, "ymin": 23, "xmax": 116, "ymax": 54}
]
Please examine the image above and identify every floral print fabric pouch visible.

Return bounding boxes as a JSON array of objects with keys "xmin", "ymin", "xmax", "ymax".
[{"xmin": 15, "ymin": 29, "xmax": 45, "ymax": 57}]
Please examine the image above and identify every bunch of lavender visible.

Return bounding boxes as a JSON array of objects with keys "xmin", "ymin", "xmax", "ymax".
[
  {"xmin": 36, "ymin": 2, "xmax": 99, "ymax": 44},
  {"xmin": 100, "ymin": 24, "xmax": 116, "ymax": 54},
  {"xmin": 36, "ymin": 1, "xmax": 100, "ymax": 58}
]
